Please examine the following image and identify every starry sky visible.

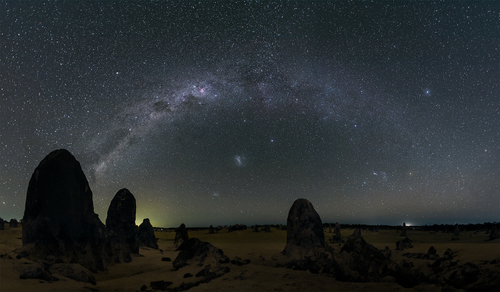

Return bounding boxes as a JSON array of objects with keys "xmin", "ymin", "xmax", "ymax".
[{"xmin": 1, "ymin": 1, "xmax": 498, "ymax": 228}]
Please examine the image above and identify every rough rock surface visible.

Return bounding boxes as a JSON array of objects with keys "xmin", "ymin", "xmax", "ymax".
[
  {"xmin": 350, "ymin": 228, "xmax": 361, "ymax": 238},
  {"xmin": 106, "ymin": 188, "xmax": 140, "ymax": 263},
  {"xmin": 396, "ymin": 237, "xmax": 413, "ymax": 250},
  {"xmin": 49, "ymin": 263, "xmax": 96, "ymax": 285},
  {"xmin": 172, "ymin": 238, "xmax": 229, "ymax": 270},
  {"xmin": 9, "ymin": 219, "xmax": 19, "ymax": 228},
  {"xmin": 277, "ymin": 198, "xmax": 338, "ymax": 274},
  {"xmin": 21, "ymin": 149, "xmax": 111, "ymax": 272},
  {"xmin": 138, "ymin": 218, "xmax": 158, "ymax": 249},
  {"xmin": 174, "ymin": 223, "xmax": 189, "ymax": 249},
  {"xmin": 336, "ymin": 236, "xmax": 395, "ymax": 282},
  {"xmin": 19, "ymin": 263, "xmax": 57, "ymax": 281}
]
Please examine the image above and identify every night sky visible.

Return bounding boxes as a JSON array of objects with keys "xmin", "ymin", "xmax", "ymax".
[{"xmin": 1, "ymin": 1, "xmax": 498, "ymax": 228}]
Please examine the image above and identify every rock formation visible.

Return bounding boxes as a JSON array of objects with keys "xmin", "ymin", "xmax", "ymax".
[
  {"xmin": 21, "ymin": 149, "xmax": 111, "ymax": 272},
  {"xmin": 334, "ymin": 222, "xmax": 341, "ymax": 238},
  {"xmin": 0, "ymin": 217, "xmax": 4, "ymax": 230},
  {"xmin": 208, "ymin": 225, "xmax": 215, "ymax": 234},
  {"xmin": 174, "ymin": 223, "xmax": 189, "ymax": 249},
  {"xmin": 336, "ymin": 236, "xmax": 395, "ymax": 282},
  {"xmin": 396, "ymin": 237, "xmax": 413, "ymax": 250},
  {"xmin": 453, "ymin": 223, "xmax": 460, "ymax": 237},
  {"xmin": 350, "ymin": 228, "xmax": 361, "ymax": 238},
  {"xmin": 9, "ymin": 218, "xmax": 18, "ymax": 228},
  {"xmin": 276, "ymin": 198, "xmax": 338, "ymax": 274},
  {"xmin": 106, "ymin": 188, "xmax": 140, "ymax": 263},
  {"xmin": 330, "ymin": 221, "xmax": 344, "ymax": 243},
  {"xmin": 138, "ymin": 218, "xmax": 158, "ymax": 249},
  {"xmin": 173, "ymin": 238, "xmax": 229, "ymax": 270},
  {"xmin": 489, "ymin": 224, "xmax": 499, "ymax": 240},
  {"xmin": 400, "ymin": 222, "xmax": 407, "ymax": 237}
]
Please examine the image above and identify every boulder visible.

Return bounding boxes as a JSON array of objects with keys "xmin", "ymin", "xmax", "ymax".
[
  {"xmin": 106, "ymin": 188, "xmax": 140, "ymax": 263},
  {"xmin": 396, "ymin": 237, "xmax": 413, "ymax": 250},
  {"xmin": 174, "ymin": 223, "xmax": 189, "ymax": 249},
  {"xmin": 19, "ymin": 263, "xmax": 57, "ymax": 282},
  {"xmin": 336, "ymin": 236, "xmax": 395, "ymax": 282},
  {"xmin": 277, "ymin": 198, "xmax": 338, "ymax": 274},
  {"xmin": 9, "ymin": 219, "xmax": 19, "ymax": 228},
  {"xmin": 172, "ymin": 238, "xmax": 229, "ymax": 270},
  {"xmin": 138, "ymin": 219, "xmax": 158, "ymax": 249},
  {"xmin": 350, "ymin": 228, "xmax": 361, "ymax": 238},
  {"xmin": 21, "ymin": 149, "xmax": 111, "ymax": 272},
  {"xmin": 49, "ymin": 263, "xmax": 96, "ymax": 285}
]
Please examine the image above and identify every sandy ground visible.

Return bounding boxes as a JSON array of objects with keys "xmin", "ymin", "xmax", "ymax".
[{"xmin": 1, "ymin": 224, "xmax": 499, "ymax": 292}]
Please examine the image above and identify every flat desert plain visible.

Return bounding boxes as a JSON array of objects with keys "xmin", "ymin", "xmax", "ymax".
[{"xmin": 1, "ymin": 224, "xmax": 499, "ymax": 291}]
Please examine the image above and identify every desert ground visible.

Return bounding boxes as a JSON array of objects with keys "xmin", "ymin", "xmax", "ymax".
[{"xmin": 1, "ymin": 224, "xmax": 499, "ymax": 292}]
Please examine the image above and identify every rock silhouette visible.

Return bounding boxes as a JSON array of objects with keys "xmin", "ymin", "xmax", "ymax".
[
  {"xmin": 9, "ymin": 219, "xmax": 18, "ymax": 228},
  {"xmin": 350, "ymin": 228, "xmax": 361, "ymax": 238},
  {"xmin": 277, "ymin": 198, "xmax": 338, "ymax": 274},
  {"xmin": 174, "ymin": 223, "xmax": 189, "ymax": 249},
  {"xmin": 453, "ymin": 223, "xmax": 460, "ymax": 237},
  {"xmin": 172, "ymin": 238, "xmax": 229, "ymax": 270},
  {"xmin": 337, "ymin": 236, "xmax": 395, "ymax": 282},
  {"xmin": 489, "ymin": 224, "xmax": 499, "ymax": 240},
  {"xmin": 106, "ymin": 188, "xmax": 140, "ymax": 263},
  {"xmin": 396, "ymin": 237, "xmax": 413, "ymax": 250},
  {"xmin": 400, "ymin": 222, "xmax": 407, "ymax": 237},
  {"xmin": 138, "ymin": 218, "xmax": 158, "ymax": 249},
  {"xmin": 0, "ymin": 218, "xmax": 4, "ymax": 230},
  {"xmin": 21, "ymin": 149, "xmax": 111, "ymax": 272}
]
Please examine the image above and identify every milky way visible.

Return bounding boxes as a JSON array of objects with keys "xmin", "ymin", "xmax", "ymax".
[{"xmin": 1, "ymin": 1, "xmax": 498, "ymax": 227}]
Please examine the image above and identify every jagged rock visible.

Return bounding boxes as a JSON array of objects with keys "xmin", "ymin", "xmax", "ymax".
[
  {"xmin": 336, "ymin": 236, "xmax": 395, "ymax": 282},
  {"xmin": 172, "ymin": 238, "xmax": 229, "ymax": 270},
  {"xmin": 396, "ymin": 237, "xmax": 413, "ymax": 250},
  {"xmin": 49, "ymin": 263, "xmax": 96, "ymax": 285},
  {"xmin": 381, "ymin": 246, "xmax": 391, "ymax": 259},
  {"xmin": 21, "ymin": 149, "xmax": 111, "ymax": 272},
  {"xmin": 9, "ymin": 219, "xmax": 18, "ymax": 228},
  {"xmin": 19, "ymin": 263, "xmax": 57, "ymax": 281},
  {"xmin": 276, "ymin": 198, "xmax": 338, "ymax": 274},
  {"xmin": 400, "ymin": 222, "xmax": 407, "ymax": 237},
  {"xmin": 106, "ymin": 188, "xmax": 140, "ymax": 263},
  {"xmin": 350, "ymin": 228, "xmax": 361, "ymax": 238},
  {"xmin": 138, "ymin": 218, "xmax": 158, "ymax": 249},
  {"xmin": 174, "ymin": 223, "xmax": 189, "ymax": 249}
]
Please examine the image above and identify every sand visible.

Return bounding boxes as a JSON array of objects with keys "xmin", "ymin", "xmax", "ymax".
[{"xmin": 1, "ymin": 224, "xmax": 499, "ymax": 291}]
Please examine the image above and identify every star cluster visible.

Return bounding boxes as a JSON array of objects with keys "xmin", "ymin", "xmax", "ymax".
[{"xmin": 1, "ymin": 1, "xmax": 498, "ymax": 227}]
